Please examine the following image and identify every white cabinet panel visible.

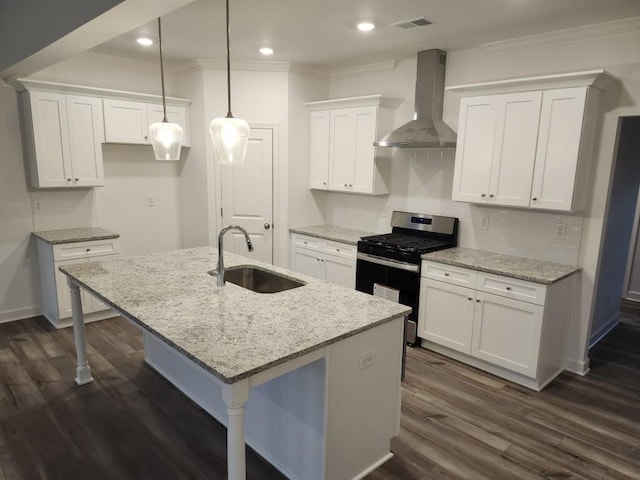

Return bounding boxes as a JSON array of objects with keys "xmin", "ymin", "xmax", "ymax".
[
  {"xmin": 55, "ymin": 258, "xmax": 89, "ymax": 319},
  {"xmin": 531, "ymin": 87, "xmax": 588, "ymax": 211},
  {"xmin": 418, "ymin": 280, "xmax": 474, "ymax": 354},
  {"xmin": 472, "ymin": 291, "xmax": 544, "ymax": 377},
  {"xmin": 103, "ymin": 99, "xmax": 149, "ymax": 144},
  {"xmin": 290, "ymin": 234, "xmax": 356, "ymax": 288},
  {"xmin": 309, "ymin": 111, "xmax": 330, "ymax": 190},
  {"xmin": 307, "ymin": 96, "xmax": 393, "ymax": 195},
  {"xmin": 66, "ymin": 95, "xmax": 105, "ymax": 187}
]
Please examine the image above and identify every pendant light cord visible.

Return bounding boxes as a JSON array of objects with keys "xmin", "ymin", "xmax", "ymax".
[
  {"xmin": 157, "ymin": 17, "xmax": 168, "ymax": 122},
  {"xmin": 225, "ymin": 0, "xmax": 233, "ymax": 118}
]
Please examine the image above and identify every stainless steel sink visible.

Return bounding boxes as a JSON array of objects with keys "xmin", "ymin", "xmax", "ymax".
[{"xmin": 211, "ymin": 265, "xmax": 305, "ymax": 293}]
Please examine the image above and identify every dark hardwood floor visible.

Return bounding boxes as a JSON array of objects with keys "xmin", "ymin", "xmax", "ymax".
[{"xmin": 1, "ymin": 313, "xmax": 639, "ymax": 479}]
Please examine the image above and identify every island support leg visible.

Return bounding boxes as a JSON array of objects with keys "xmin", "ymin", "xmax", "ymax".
[
  {"xmin": 221, "ymin": 381, "xmax": 249, "ymax": 480},
  {"xmin": 67, "ymin": 278, "xmax": 93, "ymax": 386}
]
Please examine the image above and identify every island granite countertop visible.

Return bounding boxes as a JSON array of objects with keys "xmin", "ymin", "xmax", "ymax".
[
  {"xmin": 33, "ymin": 227, "xmax": 120, "ymax": 245},
  {"xmin": 60, "ymin": 247, "xmax": 410, "ymax": 384},
  {"xmin": 289, "ymin": 225, "xmax": 375, "ymax": 245},
  {"xmin": 422, "ymin": 247, "xmax": 581, "ymax": 285}
]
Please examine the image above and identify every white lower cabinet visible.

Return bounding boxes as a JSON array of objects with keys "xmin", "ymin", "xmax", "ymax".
[
  {"xmin": 419, "ymin": 260, "xmax": 576, "ymax": 390},
  {"xmin": 36, "ymin": 238, "xmax": 121, "ymax": 329},
  {"xmin": 290, "ymin": 234, "xmax": 356, "ymax": 289}
]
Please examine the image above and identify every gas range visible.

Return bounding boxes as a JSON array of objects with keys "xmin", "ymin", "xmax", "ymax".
[{"xmin": 357, "ymin": 212, "xmax": 458, "ymax": 266}]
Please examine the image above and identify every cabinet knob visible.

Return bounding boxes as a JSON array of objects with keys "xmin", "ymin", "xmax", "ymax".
[
  {"xmin": 467, "ymin": 297, "xmax": 472, "ymax": 301},
  {"xmin": 532, "ymin": 197, "xmax": 538, "ymax": 201},
  {"xmin": 86, "ymin": 248, "xmax": 91, "ymax": 252},
  {"xmin": 67, "ymin": 178, "xmax": 72, "ymax": 182},
  {"xmin": 75, "ymin": 178, "xmax": 79, "ymax": 182},
  {"xmin": 336, "ymin": 248, "xmax": 340, "ymax": 252},
  {"xmin": 323, "ymin": 182, "xmax": 327, "ymax": 185},
  {"xmin": 349, "ymin": 184, "xmax": 353, "ymax": 187},
  {"xmin": 489, "ymin": 194, "xmax": 494, "ymax": 198},
  {"xmin": 344, "ymin": 183, "xmax": 348, "ymax": 187},
  {"xmin": 444, "ymin": 272, "xmax": 450, "ymax": 276},
  {"xmin": 481, "ymin": 193, "xmax": 486, "ymax": 198},
  {"xmin": 506, "ymin": 286, "xmax": 512, "ymax": 291},
  {"xmin": 476, "ymin": 299, "xmax": 481, "ymax": 303}
]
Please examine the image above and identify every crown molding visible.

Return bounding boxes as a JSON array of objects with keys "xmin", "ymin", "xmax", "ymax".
[
  {"xmin": 481, "ymin": 16, "xmax": 640, "ymax": 55},
  {"xmin": 330, "ymin": 60, "xmax": 396, "ymax": 80}
]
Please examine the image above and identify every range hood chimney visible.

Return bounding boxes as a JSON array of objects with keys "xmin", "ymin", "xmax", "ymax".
[{"xmin": 374, "ymin": 49, "xmax": 456, "ymax": 148}]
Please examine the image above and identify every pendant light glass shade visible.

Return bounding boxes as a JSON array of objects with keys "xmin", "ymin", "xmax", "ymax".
[
  {"xmin": 210, "ymin": 0, "xmax": 249, "ymax": 165},
  {"xmin": 209, "ymin": 116, "xmax": 249, "ymax": 165},
  {"xmin": 150, "ymin": 121, "xmax": 184, "ymax": 160},
  {"xmin": 150, "ymin": 17, "xmax": 183, "ymax": 161}
]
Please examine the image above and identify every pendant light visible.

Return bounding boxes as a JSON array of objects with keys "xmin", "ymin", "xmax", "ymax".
[
  {"xmin": 149, "ymin": 17, "xmax": 184, "ymax": 161},
  {"xmin": 209, "ymin": 0, "xmax": 249, "ymax": 165}
]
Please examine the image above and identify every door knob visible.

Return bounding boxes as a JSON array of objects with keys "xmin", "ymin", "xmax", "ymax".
[{"xmin": 264, "ymin": 223, "xmax": 271, "ymax": 230}]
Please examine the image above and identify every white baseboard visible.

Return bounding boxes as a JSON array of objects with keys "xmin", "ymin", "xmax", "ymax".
[
  {"xmin": 563, "ymin": 357, "xmax": 590, "ymax": 376},
  {"xmin": 0, "ymin": 305, "xmax": 41, "ymax": 324},
  {"xmin": 589, "ymin": 313, "xmax": 621, "ymax": 348}
]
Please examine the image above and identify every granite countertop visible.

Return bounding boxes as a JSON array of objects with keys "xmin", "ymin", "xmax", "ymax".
[
  {"xmin": 60, "ymin": 248, "xmax": 410, "ymax": 384},
  {"xmin": 33, "ymin": 227, "xmax": 120, "ymax": 245},
  {"xmin": 289, "ymin": 225, "xmax": 376, "ymax": 245},
  {"xmin": 422, "ymin": 247, "xmax": 581, "ymax": 285}
]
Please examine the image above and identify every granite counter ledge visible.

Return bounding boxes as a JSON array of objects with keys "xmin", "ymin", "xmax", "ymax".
[
  {"xmin": 59, "ymin": 246, "xmax": 410, "ymax": 480},
  {"xmin": 289, "ymin": 224, "xmax": 376, "ymax": 245},
  {"xmin": 33, "ymin": 227, "xmax": 120, "ymax": 244},
  {"xmin": 422, "ymin": 247, "xmax": 581, "ymax": 285}
]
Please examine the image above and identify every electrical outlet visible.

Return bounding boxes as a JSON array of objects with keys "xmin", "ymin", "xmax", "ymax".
[
  {"xmin": 359, "ymin": 350, "xmax": 376, "ymax": 370},
  {"xmin": 381, "ymin": 208, "xmax": 388, "ymax": 218},
  {"xmin": 556, "ymin": 223, "xmax": 567, "ymax": 238},
  {"xmin": 147, "ymin": 194, "xmax": 156, "ymax": 207},
  {"xmin": 342, "ymin": 199, "xmax": 349, "ymax": 209},
  {"xmin": 480, "ymin": 215, "xmax": 489, "ymax": 231},
  {"xmin": 33, "ymin": 199, "xmax": 41, "ymax": 211}
]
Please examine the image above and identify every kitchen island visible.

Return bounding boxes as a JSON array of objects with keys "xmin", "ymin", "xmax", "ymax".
[{"xmin": 60, "ymin": 247, "xmax": 410, "ymax": 480}]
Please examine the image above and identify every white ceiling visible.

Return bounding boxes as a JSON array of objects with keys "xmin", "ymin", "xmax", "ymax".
[{"xmin": 92, "ymin": 0, "xmax": 640, "ymax": 70}]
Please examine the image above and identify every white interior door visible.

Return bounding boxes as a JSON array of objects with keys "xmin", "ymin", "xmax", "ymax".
[{"xmin": 221, "ymin": 127, "xmax": 274, "ymax": 264}]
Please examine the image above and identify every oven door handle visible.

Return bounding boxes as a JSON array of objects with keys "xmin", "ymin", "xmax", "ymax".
[{"xmin": 357, "ymin": 252, "xmax": 420, "ymax": 273}]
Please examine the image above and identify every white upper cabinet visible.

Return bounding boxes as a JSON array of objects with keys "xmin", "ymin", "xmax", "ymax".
[
  {"xmin": 21, "ymin": 89, "xmax": 104, "ymax": 188},
  {"xmin": 307, "ymin": 95, "xmax": 396, "ymax": 196},
  {"xmin": 104, "ymin": 100, "xmax": 191, "ymax": 147},
  {"xmin": 448, "ymin": 70, "xmax": 615, "ymax": 212}
]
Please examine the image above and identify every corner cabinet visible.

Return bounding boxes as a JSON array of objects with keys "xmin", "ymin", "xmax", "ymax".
[
  {"xmin": 19, "ymin": 89, "xmax": 105, "ymax": 188},
  {"xmin": 448, "ymin": 70, "xmax": 615, "ymax": 212},
  {"xmin": 290, "ymin": 233, "xmax": 356, "ymax": 289},
  {"xmin": 306, "ymin": 95, "xmax": 396, "ymax": 195},
  {"xmin": 418, "ymin": 260, "xmax": 578, "ymax": 390}
]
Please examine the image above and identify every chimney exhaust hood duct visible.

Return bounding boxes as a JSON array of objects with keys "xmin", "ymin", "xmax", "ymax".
[{"xmin": 374, "ymin": 49, "xmax": 456, "ymax": 148}]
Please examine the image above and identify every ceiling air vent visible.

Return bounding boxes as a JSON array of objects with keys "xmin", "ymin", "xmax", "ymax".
[{"xmin": 392, "ymin": 17, "xmax": 432, "ymax": 29}]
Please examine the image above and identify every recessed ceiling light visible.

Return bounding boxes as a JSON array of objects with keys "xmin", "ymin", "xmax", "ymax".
[
  {"xmin": 356, "ymin": 22, "xmax": 375, "ymax": 32},
  {"xmin": 137, "ymin": 37, "xmax": 153, "ymax": 46},
  {"xmin": 259, "ymin": 47, "xmax": 274, "ymax": 56}
]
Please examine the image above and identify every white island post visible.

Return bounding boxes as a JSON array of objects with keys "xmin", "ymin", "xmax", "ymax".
[{"xmin": 62, "ymin": 248, "xmax": 410, "ymax": 480}]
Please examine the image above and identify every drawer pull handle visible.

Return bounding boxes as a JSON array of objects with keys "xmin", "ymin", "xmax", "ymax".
[
  {"xmin": 444, "ymin": 272, "xmax": 450, "ymax": 276},
  {"xmin": 506, "ymin": 286, "xmax": 512, "ymax": 291},
  {"xmin": 336, "ymin": 248, "xmax": 340, "ymax": 252}
]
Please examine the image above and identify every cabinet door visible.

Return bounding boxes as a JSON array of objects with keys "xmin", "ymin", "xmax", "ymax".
[
  {"xmin": 291, "ymin": 247, "xmax": 325, "ymax": 280},
  {"xmin": 471, "ymin": 291, "xmax": 543, "ymax": 377},
  {"xmin": 55, "ymin": 259, "xmax": 89, "ymax": 319},
  {"xmin": 29, "ymin": 91, "xmax": 73, "ymax": 188},
  {"xmin": 147, "ymin": 104, "xmax": 190, "ymax": 147},
  {"xmin": 66, "ymin": 95, "xmax": 105, "ymax": 187},
  {"xmin": 488, "ymin": 92, "xmax": 542, "ymax": 207},
  {"xmin": 309, "ymin": 110, "xmax": 330, "ymax": 190},
  {"xmin": 418, "ymin": 279, "xmax": 474, "ymax": 354},
  {"xmin": 324, "ymin": 253, "xmax": 355, "ymax": 289},
  {"xmin": 351, "ymin": 106, "xmax": 378, "ymax": 194},
  {"xmin": 327, "ymin": 108, "xmax": 356, "ymax": 191},
  {"xmin": 452, "ymin": 96, "xmax": 497, "ymax": 203},
  {"xmin": 103, "ymin": 99, "xmax": 149, "ymax": 144},
  {"xmin": 530, "ymin": 87, "xmax": 587, "ymax": 211}
]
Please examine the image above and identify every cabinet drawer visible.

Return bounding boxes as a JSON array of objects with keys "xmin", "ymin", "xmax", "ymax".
[
  {"xmin": 421, "ymin": 261, "xmax": 477, "ymax": 288},
  {"xmin": 291, "ymin": 234, "xmax": 322, "ymax": 252},
  {"xmin": 53, "ymin": 239, "xmax": 120, "ymax": 261},
  {"xmin": 324, "ymin": 240, "xmax": 355, "ymax": 260},
  {"xmin": 476, "ymin": 273, "xmax": 546, "ymax": 305}
]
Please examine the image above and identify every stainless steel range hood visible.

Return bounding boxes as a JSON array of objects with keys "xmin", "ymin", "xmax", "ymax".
[{"xmin": 374, "ymin": 49, "xmax": 456, "ymax": 148}]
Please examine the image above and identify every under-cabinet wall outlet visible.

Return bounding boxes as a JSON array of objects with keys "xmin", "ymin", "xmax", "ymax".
[
  {"xmin": 480, "ymin": 215, "xmax": 489, "ymax": 231},
  {"xmin": 359, "ymin": 350, "xmax": 376, "ymax": 370},
  {"xmin": 147, "ymin": 194, "xmax": 156, "ymax": 207},
  {"xmin": 556, "ymin": 223, "xmax": 567, "ymax": 239},
  {"xmin": 381, "ymin": 208, "xmax": 388, "ymax": 218}
]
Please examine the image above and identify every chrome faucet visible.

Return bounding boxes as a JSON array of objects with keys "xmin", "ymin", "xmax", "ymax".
[{"xmin": 216, "ymin": 225, "xmax": 254, "ymax": 286}]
